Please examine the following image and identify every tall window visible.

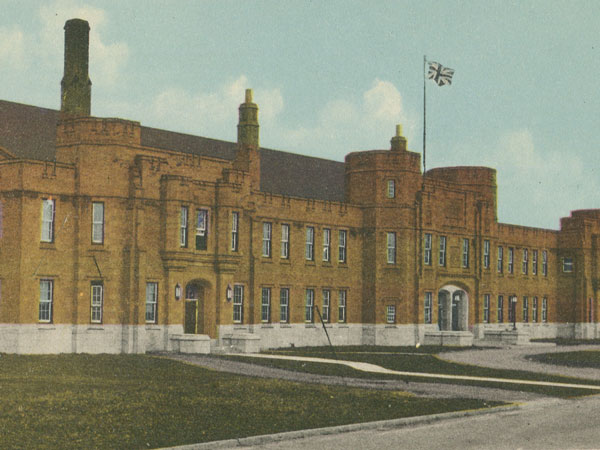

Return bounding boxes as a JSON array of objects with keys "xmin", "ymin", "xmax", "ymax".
[
  {"xmin": 145, "ymin": 282, "xmax": 158, "ymax": 323},
  {"xmin": 424, "ymin": 233, "xmax": 432, "ymax": 266},
  {"xmin": 387, "ymin": 232, "xmax": 396, "ymax": 264},
  {"xmin": 542, "ymin": 297, "xmax": 548, "ymax": 322},
  {"xmin": 261, "ymin": 287, "xmax": 271, "ymax": 323},
  {"xmin": 338, "ymin": 230, "xmax": 347, "ymax": 263},
  {"xmin": 439, "ymin": 236, "xmax": 446, "ymax": 266},
  {"xmin": 532, "ymin": 296, "xmax": 538, "ymax": 322},
  {"xmin": 497, "ymin": 295, "xmax": 504, "ymax": 323},
  {"xmin": 305, "ymin": 289, "xmax": 314, "ymax": 323},
  {"xmin": 522, "ymin": 249, "xmax": 529, "ymax": 275},
  {"xmin": 196, "ymin": 209, "xmax": 208, "ymax": 250},
  {"xmin": 386, "ymin": 305, "xmax": 396, "ymax": 324},
  {"xmin": 180, "ymin": 206, "xmax": 188, "ymax": 248},
  {"xmin": 92, "ymin": 202, "xmax": 104, "ymax": 244},
  {"xmin": 542, "ymin": 250, "xmax": 548, "ymax": 276},
  {"xmin": 462, "ymin": 238, "xmax": 469, "ymax": 268},
  {"xmin": 91, "ymin": 282, "xmax": 103, "ymax": 323},
  {"xmin": 322, "ymin": 289, "xmax": 330, "ymax": 322},
  {"xmin": 281, "ymin": 224, "xmax": 290, "ymax": 259},
  {"xmin": 483, "ymin": 240, "xmax": 490, "ymax": 269},
  {"xmin": 280, "ymin": 288, "xmax": 289, "ymax": 323},
  {"xmin": 338, "ymin": 290, "xmax": 347, "ymax": 323},
  {"xmin": 483, "ymin": 294, "xmax": 490, "ymax": 323},
  {"xmin": 508, "ymin": 247, "xmax": 514, "ymax": 273},
  {"xmin": 532, "ymin": 250, "xmax": 538, "ymax": 275},
  {"xmin": 262, "ymin": 222, "xmax": 272, "ymax": 257},
  {"xmin": 508, "ymin": 296, "xmax": 516, "ymax": 323},
  {"xmin": 39, "ymin": 279, "xmax": 53, "ymax": 322},
  {"xmin": 41, "ymin": 199, "xmax": 55, "ymax": 243},
  {"xmin": 424, "ymin": 292, "xmax": 432, "ymax": 324},
  {"xmin": 523, "ymin": 296, "xmax": 529, "ymax": 323},
  {"xmin": 233, "ymin": 285, "xmax": 244, "ymax": 323},
  {"xmin": 497, "ymin": 246, "xmax": 504, "ymax": 273},
  {"xmin": 323, "ymin": 228, "xmax": 331, "ymax": 262},
  {"xmin": 305, "ymin": 227, "xmax": 314, "ymax": 261},
  {"xmin": 231, "ymin": 212, "xmax": 239, "ymax": 252},
  {"xmin": 562, "ymin": 257, "xmax": 574, "ymax": 273},
  {"xmin": 387, "ymin": 179, "xmax": 395, "ymax": 198}
]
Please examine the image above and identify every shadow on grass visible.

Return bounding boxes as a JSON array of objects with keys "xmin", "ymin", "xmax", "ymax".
[{"xmin": 527, "ymin": 350, "xmax": 600, "ymax": 369}]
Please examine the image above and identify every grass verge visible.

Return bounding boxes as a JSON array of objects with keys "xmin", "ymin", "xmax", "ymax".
[{"xmin": 526, "ymin": 350, "xmax": 600, "ymax": 369}]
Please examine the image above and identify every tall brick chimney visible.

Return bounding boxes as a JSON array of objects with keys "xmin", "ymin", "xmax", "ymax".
[
  {"xmin": 61, "ymin": 18, "xmax": 91, "ymax": 117},
  {"xmin": 237, "ymin": 89, "xmax": 259, "ymax": 148}
]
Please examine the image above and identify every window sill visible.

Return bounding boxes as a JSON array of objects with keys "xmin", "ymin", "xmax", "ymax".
[
  {"xmin": 305, "ymin": 324, "xmax": 316, "ymax": 328},
  {"xmin": 145, "ymin": 325, "xmax": 161, "ymax": 330},
  {"xmin": 87, "ymin": 326, "xmax": 104, "ymax": 330},
  {"xmin": 38, "ymin": 325, "xmax": 55, "ymax": 329},
  {"xmin": 385, "ymin": 324, "xmax": 397, "ymax": 328},
  {"xmin": 279, "ymin": 259, "xmax": 291, "ymax": 265},
  {"xmin": 39, "ymin": 243, "xmax": 56, "ymax": 250},
  {"xmin": 279, "ymin": 324, "xmax": 291, "ymax": 328},
  {"xmin": 337, "ymin": 324, "xmax": 349, "ymax": 328},
  {"xmin": 260, "ymin": 324, "xmax": 274, "ymax": 329}
]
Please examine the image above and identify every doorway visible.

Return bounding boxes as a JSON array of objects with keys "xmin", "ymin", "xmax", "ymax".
[{"xmin": 184, "ymin": 282, "xmax": 204, "ymax": 334}]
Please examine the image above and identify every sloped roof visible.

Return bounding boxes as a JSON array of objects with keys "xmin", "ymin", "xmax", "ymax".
[{"xmin": 0, "ymin": 99, "xmax": 345, "ymax": 202}]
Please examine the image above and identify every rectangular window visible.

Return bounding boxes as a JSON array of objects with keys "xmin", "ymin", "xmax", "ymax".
[
  {"xmin": 589, "ymin": 298, "xmax": 594, "ymax": 323},
  {"xmin": 195, "ymin": 209, "xmax": 208, "ymax": 250},
  {"xmin": 180, "ymin": 206, "xmax": 188, "ymax": 248},
  {"xmin": 305, "ymin": 227, "xmax": 314, "ymax": 261},
  {"xmin": 92, "ymin": 202, "xmax": 104, "ymax": 244},
  {"xmin": 532, "ymin": 296, "xmax": 538, "ymax": 322},
  {"xmin": 497, "ymin": 246, "xmax": 504, "ymax": 273},
  {"xmin": 145, "ymin": 282, "xmax": 158, "ymax": 323},
  {"xmin": 280, "ymin": 288, "xmax": 289, "ymax": 323},
  {"xmin": 323, "ymin": 228, "xmax": 331, "ymax": 262},
  {"xmin": 41, "ymin": 198, "xmax": 55, "ymax": 243},
  {"xmin": 281, "ymin": 224, "xmax": 290, "ymax": 259},
  {"xmin": 387, "ymin": 232, "xmax": 396, "ymax": 264},
  {"xmin": 508, "ymin": 296, "xmax": 517, "ymax": 323},
  {"xmin": 542, "ymin": 297, "xmax": 548, "ymax": 322},
  {"xmin": 233, "ymin": 285, "xmax": 244, "ymax": 323},
  {"xmin": 483, "ymin": 240, "xmax": 490, "ymax": 269},
  {"xmin": 261, "ymin": 287, "xmax": 271, "ymax": 323},
  {"xmin": 542, "ymin": 250, "xmax": 548, "ymax": 276},
  {"xmin": 424, "ymin": 233, "xmax": 432, "ymax": 266},
  {"xmin": 508, "ymin": 247, "xmax": 514, "ymax": 274},
  {"xmin": 439, "ymin": 236, "xmax": 447, "ymax": 266},
  {"xmin": 305, "ymin": 289, "xmax": 314, "ymax": 323},
  {"xmin": 497, "ymin": 295, "xmax": 504, "ymax": 323},
  {"xmin": 338, "ymin": 230, "xmax": 347, "ymax": 263},
  {"xmin": 523, "ymin": 296, "xmax": 529, "ymax": 323},
  {"xmin": 91, "ymin": 282, "xmax": 103, "ymax": 323},
  {"xmin": 262, "ymin": 222, "xmax": 272, "ymax": 257},
  {"xmin": 522, "ymin": 249, "xmax": 529, "ymax": 275},
  {"xmin": 532, "ymin": 250, "xmax": 538, "ymax": 275},
  {"xmin": 39, "ymin": 279, "xmax": 53, "ymax": 322},
  {"xmin": 424, "ymin": 292, "xmax": 432, "ymax": 324},
  {"xmin": 338, "ymin": 290, "xmax": 347, "ymax": 323},
  {"xmin": 387, "ymin": 179, "xmax": 395, "ymax": 198},
  {"xmin": 462, "ymin": 238, "xmax": 469, "ymax": 268},
  {"xmin": 322, "ymin": 289, "xmax": 330, "ymax": 322},
  {"xmin": 483, "ymin": 294, "xmax": 490, "ymax": 323},
  {"xmin": 563, "ymin": 257, "xmax": 573, "ymax": 273},
  {"xmin": 231, "ymin": 212, "xmax": 239, "ymax": 252},
  {"xmin": 386, "ymin": 305, "xmax": 396, "ymax": 324}
]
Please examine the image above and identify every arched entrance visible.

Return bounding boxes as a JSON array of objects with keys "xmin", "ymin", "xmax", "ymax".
[
  {"xmin": 184, "ymin": 281, "xmax": 206, "ymax": 334},
  {"xmin": 438, "ymin": 285, "xmax": 469, "ymax": 332}
]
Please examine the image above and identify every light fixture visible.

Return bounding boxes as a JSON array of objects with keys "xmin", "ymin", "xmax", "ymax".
[
  {"xmin": 226, "ymin": 284, "xmax": 233, "ymax": 302},
  {"xmin": 175, "ymin": 283, "xmax": 182, "ymax": 301}
]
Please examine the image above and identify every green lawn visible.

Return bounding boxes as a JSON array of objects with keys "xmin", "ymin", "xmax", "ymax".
[
  {"xmin": 0, "ymin": 354, "xmax": 499, "ymax": 450},
  {"xmin": 527, "ymin": 350, "xmax": 600, "ymax": 368}
]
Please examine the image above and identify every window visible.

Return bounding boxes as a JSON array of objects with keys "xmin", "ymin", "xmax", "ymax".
[
  {"xmin": 195, "ymin": 209, "xmax": 208, "ymax": 250},
  {"xmin": 145, "ymin": 282, "xmax": 158, "ymax": 323},
  {"xmin": 180, "ymin": 206, "xmax": 188, "ymax": 248},
  {"xmin": 323, "ymin": 228, "xmax": 331, "ymax": 262},
  {"xmin": 424, "ymin": 292, "xmax": 432, "ymax": 324},
  {"xmin": 280, "ymin": 288, "xmax": 289, "ymax": 323},
  {"xmin": 322, "ymin": 289, "xmax": 330, "ymax": 322},
  {"xmin": 497, "ymin": 295, "xmax": 504, "ymax": 323},
  {"xmin": 387, "ymin": 232, "xmax": 396, "ymax": 264},
  {"xmin": 439, "ymin": 236, "xmax": 446, "ymax": 266},
  {"xmin": 532, "ymin": 250, "xmax": 538, "ymax": 275},
  {"xmin": 497, "ymin": 246, "xmax": 504, "ymax": 273},
  {"xmin": 305, "ymin": 227, "xmax": 314, "ymax": 261},
  {"xmin": 542, "ymin": 297, "xmax": 548, "ymax": 322},
  {"xmin": 305, "ymin": 289, "xmax": 314, "ymax": 323},
  {"xmin": 39, "ymin": 279, "xmax": 53, "ymax": 322},
  {"xmin": 483, "ymin": 240, "xmax": 490, "ymax": 269},
  {"xmin": 532, "ymin": 297, "xmax": 538, "ymax": 322},
  {"xmin": 92, "ymin": 202, "xmax": 104, "ymax": 244},
  {"xmin": 483, "ymin": 294, "xmax": 490, "ymax": 323},
  {"xmin": 91, "ymin": 282, "xmax": 103, "ymax": 323},
  {"xmin": 231, "ymin": 212, "xmax": 239, "ymax": 252},
  {"xmin": 522, "ymin": 249, "xmax": 529, "ymax": 275},
  {"xmin": 338, "ymin": 230, "xmax": 347, "ymax": 263},
  {"xmin": 462, "ymin": 238, "xmax": 469, "ymax": 268},
  {"xmin": 262, "ymin": 222, "xmax": 272, "ymax": 257},
  {"xmin": 424, "ymin": 233, "xmax": 432, "ymax": 265},
  {"xmin": 387, "ymin": 179, "xmax": 395, "ymax": 198},
  {"xmin": 233, "ymin": 285, "xmax": 244, "ymax": 323},
  {"xmin": 261, "ymin": 287, "xmax": 271, "ymax": 323},
  {"xmin": 386, "ymin": 305, "xmax": 396, "ymax": 324},
  {"xmin": 281, "ymin": 224, "xmax": 290, "ymax": 259},
  {"xmin": 589, "ymin": 298, "xmax": 594, "ymax": 323},
  {"xmin": 338, "ymin": 290, "xmax": 347, "ymax": 323},
  {"xmin": 542, "ymin": 250, "xmax": 548, "ymax": 276},
  {"xmin": 41, "ymin": 198, "xmax": 55, "ymax": 243},
  {"xmin": 508, "ymin": 296, "xmax": 517, "ymax": 323},
  {"xmin": 508, "ymin": 247, "xmax": 514, "ymax": 273},
  {"xmin": 523, "ymin": 296, "xmax": 529, "ymax": 323},
  {"xmin": 563, "ymin": 257, "xmax": 573, "ymax": 273}
]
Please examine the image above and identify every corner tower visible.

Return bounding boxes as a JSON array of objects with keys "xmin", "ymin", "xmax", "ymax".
[{"xmin": 61, "ymin": 18, "xmax": 92, "ymax": 117}]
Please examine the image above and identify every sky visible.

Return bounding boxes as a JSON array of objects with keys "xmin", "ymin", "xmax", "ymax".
[{"xmin": 1, "ymin": 0, "xmax": 598, "ymax": 229}]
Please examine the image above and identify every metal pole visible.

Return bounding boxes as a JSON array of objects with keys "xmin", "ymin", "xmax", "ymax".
[{"xmin": 423, "ymin": 55, "xmax": 427, "ymax": 174}]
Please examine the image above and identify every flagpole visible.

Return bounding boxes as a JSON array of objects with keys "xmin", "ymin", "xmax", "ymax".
[{"xmin": 423, "ymin": 55, "xmax": 427, "ymax": 174}]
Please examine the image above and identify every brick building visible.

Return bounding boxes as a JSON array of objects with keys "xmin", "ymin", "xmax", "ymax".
[{"xmin": 0, "ymin": 19, "xmax": 598, "ymax": 354}]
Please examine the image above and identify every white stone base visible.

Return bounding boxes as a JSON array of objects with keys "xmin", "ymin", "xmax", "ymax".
[
  {"xmin": 423, "ymin": 331, "xmax": 474, "ymax": 346},
  {"xmin": 170, "ymin": 334, "xmax": 211, "ymax": 354},
  {"xmin": 481, "ymin": 329, "xmax": 530, "ymax": 345},
  {"xmin": 221, "ymin": 332, "xmax": 261, "ymax": 353}
]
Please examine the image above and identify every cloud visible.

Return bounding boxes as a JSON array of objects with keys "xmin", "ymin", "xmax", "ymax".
[{"xmin": 0, "ymin": 26, "xmax": 26, "ymax": 69}]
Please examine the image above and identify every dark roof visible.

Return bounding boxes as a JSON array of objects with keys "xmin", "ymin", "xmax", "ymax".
[{"xmin": 0, "ymin": 99, "xmax": 345, "ymax": 202}]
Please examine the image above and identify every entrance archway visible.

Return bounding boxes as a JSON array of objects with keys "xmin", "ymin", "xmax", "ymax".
[
  {"xmin": 184, "ymin": 281, "xmax": 205, "ymax": 334},
  {"xmin": 438, "ymin": 285, "xmax": 469, "ymax": 331}
]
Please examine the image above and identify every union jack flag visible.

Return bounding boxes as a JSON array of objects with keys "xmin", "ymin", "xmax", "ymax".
[{"xmin": 427, "ymin": 61, "xmax": 455, "ymax": 86}]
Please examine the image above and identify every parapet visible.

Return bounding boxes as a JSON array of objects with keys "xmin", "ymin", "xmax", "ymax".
[
  {"xmin": 426, "ymin": 166, "xmax": 496, "ymax": 188},
  {"xmin": 57, "ymin": 116, "xmax": 141, "ymax": 147}
]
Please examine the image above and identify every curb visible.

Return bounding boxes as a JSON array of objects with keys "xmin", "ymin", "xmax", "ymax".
[{"xmin": 157, "ymin": 403, "xmax": 520, "ymax": 450}]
